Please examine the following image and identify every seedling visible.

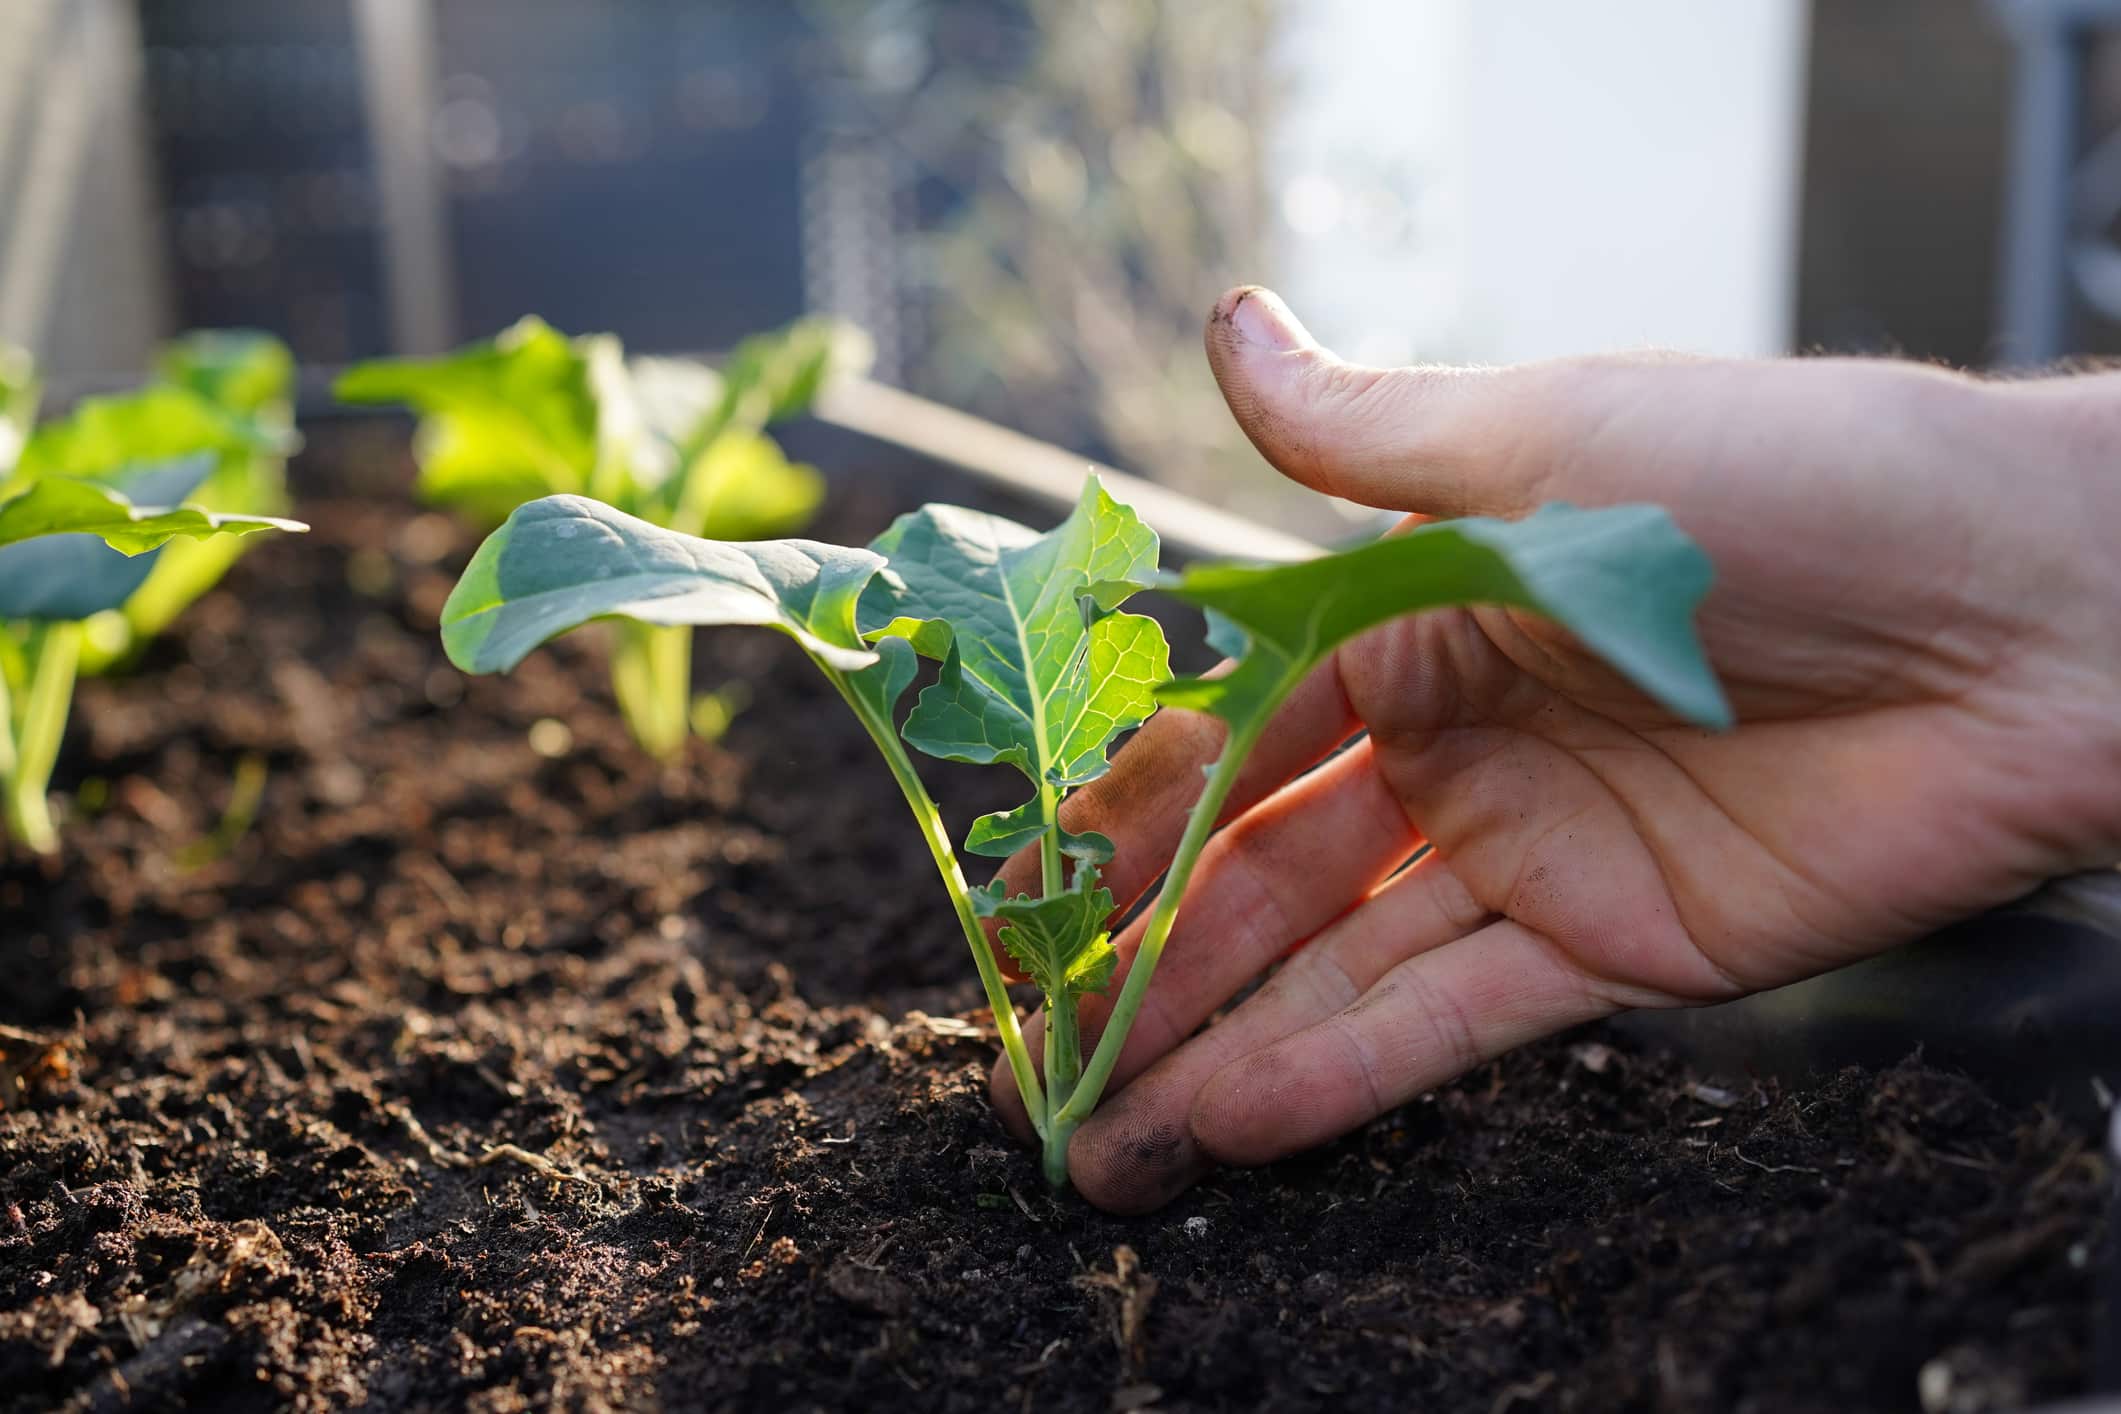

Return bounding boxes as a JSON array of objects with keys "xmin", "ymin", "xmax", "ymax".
[
  {"xmin": 338, "ymin": 316, "xmax": 865, "ymax": 758},
  {"xmin": 16, "ymin": 331, "xmax": 300, "ymax": 673},
  {"xmin": 0, "ymin": 459, "xmax": 306, "ymax": 852},
  {"xmin": 439, "ymin": 479, "xmax": 1729, "ymax": 1188}
]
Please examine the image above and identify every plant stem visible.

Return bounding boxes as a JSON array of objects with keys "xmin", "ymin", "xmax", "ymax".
[
  {"xmin": 2, "ymin": 623, "xmax": 80, "ymax": 855},
  {"xmin": 1034, "ymin": 781, "xmax": 1081, "ymax": 1184},
  {"xmin": 610, "ymin": 619, "xmax": 693, "ymax": 760},
  {"xmin": 1051, "ymin": 716, "xmax": 1266, "ymax": 1136},
  {"xmin": 826, "ymin": 666, "xmax": 1049, "ymax": 1139},
  {"xmin": 1041, "ymin": 989, "xmax": 1080, "ymax": 1186}
]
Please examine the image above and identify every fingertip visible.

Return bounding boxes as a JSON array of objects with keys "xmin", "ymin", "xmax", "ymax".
[
  {"xmin": 1068, "ymin": 1112, "xmax": 1205, "ymax": 1216},
  {"xmin": 1191, "ymin": 1049, "xmax": 1307, "ymax": 1169}
]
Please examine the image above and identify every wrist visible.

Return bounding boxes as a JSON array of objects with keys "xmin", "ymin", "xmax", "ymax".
[{"xmin": 1989, "ymin": 375, "xmax": 2121, "ymax": 858}]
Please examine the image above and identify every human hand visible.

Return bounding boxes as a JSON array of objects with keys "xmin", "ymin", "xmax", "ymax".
[{"xmin": 987, "ymin": 285, "xmax": 2121, "ymax": 1213}]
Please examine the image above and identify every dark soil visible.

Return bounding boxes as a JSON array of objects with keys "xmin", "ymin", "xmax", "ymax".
[{"xmin": 0, "ymin": 466, "xmax": 2110, "ymax": 1414}]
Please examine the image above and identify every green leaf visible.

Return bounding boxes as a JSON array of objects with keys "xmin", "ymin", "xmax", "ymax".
[
  {"xmin": 586, "ymin": 340, "xmax": 722, "ymax": 513},
  {"xmin": 11, "ymin": 383, "xmax": 292, "ymax": 492},
  {"xmin": 62, "ymin": 331, "xmax": 301, "ymax": 673},
  {"xmin": 711, "ymin": 317, "xmax": 872, "ymax": 438},
  {"xmin": 155, "ymin": 329, "xmax": 296, "ymax": 423},
  {"xmin": 671, "ymin": 429, "xmax": 824, "ymax": 543},
  {"xmin": 0, "ymin": 459, "xmax": 306, "ymax": 621},
  {"xmin": 0, "ymin": 464, "xmax": 306, "ymax": 553},
  {"xmin": 1159, "ymin": 503, "xmax": 1732, "ymax": 735},
  {"xmin": 857, "ymin": 477, "xmax": 1169, "ymax": 845},
  {"xmin": 441, "ymin": 493, "xmax": 887, "ymax": 676},
  {"xmin": 972, "ymin": 865, "xmax": 1118, "ymax": 998},
  {"xmin": 336, "ymin": 316, "xmax": 597, "ymax": 521},
  {"xmin": 962, "ymin": 800, "xmax": 1114, "ymax": 863}
]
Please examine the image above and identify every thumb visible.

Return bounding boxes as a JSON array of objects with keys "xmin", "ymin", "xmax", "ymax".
[{"xmin": 1205, "ymin": 285, "xmax": 1547, "ymax": 518}]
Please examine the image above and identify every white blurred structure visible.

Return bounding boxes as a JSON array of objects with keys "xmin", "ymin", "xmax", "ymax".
[
  {"xmin": 0, "ymin": 0, "xmax": 169, "ymax": 374},
  {"xmin": 1273, "ymin": 0, "xmax": 1812, "ymax": 368}
]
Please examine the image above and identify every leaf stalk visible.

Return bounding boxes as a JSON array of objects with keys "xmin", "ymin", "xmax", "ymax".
[
  {"xmin": 826, "ymin": 663, "xmax": 1049, "ymax": 1139},
  {"xmin": 1, "ymin": 622, "xmax": 80, "ymax": 855}
]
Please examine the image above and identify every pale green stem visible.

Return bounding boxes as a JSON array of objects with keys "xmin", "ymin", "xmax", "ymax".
[
  {"xmin": 610, "ymin": 620, "xmax": 693, "ymax": 760},
  {"xmin": 1041, "ymin": 988, "xmax": 1079, "ymax": 1186},
  {"xmin": 0, "ymin": 651, "xmax": 15, "ymax": 784},
  {"xmin": 1036, "ymin": 780, "xmax": 1081, "ymax": 1183},
  {"xmin": 1050, "ymin": 716, "xmax": 1267, "ymax": 1142},
  {"xmin": 3, "ymin": 622, "xmax": 80, "ymax": 855},
  {"xmin": 825, "ymin": 665, "xmax": 1049, "ymax": 1139}
]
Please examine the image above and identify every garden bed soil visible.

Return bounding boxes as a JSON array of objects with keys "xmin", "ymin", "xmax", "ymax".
[{"xmin": 0, "ymin": 470, "xmax": 2110, "ymax": 1413}]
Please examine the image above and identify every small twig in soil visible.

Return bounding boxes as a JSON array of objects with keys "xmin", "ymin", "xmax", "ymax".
[
  {"xmin": 385, "ymin": 1101, "xmax": 598, "ymax": 1192},
  {"xmin": 743, "ymin": 1201, "xmax": 779, "ymax": 1260},
  {"xmin": 404, "ymin": 853, "xmax": 476, "ymax": 921},
  {"xmin": 1490, "ymin": 1371, "xmax": 1557, "ymax": 1414},
  {"xmin": 475, "ymin": 1143, "xmax": 598, "ymax": 1190},
  {"xmin": 1730, "ymin": 1148, "xmax": 1821, "ymax": 1177}
]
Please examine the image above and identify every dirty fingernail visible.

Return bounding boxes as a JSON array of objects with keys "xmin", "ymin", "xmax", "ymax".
[{"xmin": 1228, "ymin": 287, "xmax": 1317, "ymax": 354}]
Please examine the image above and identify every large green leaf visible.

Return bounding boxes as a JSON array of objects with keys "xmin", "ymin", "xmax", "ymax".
[
  {"xmin": 336, "ymin": 316, "xmax": 597, "ymax": 521},
  {"xmin": 0, "ymin": 459, "xmax": 305, "ymax": 620},
  {"xmin": 1158, "ymin": 503, "xmax": 1732, "ymax": 736},
  {"xmin": 857, "ymin": 477, "xmax": 1169, "ymax": 857},
  {"xmin": 441, "ymin": 493, "xmax": 888, "ymax": 677},
  {"xmin": 973, "ymin": 865, "xmax": 1118, "ymax": 998}
]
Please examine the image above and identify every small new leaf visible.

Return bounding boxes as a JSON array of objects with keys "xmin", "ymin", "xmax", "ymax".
[
  {"xmin": 973, "ymin": 866, "xmax": 1118, "ymax": 998},
  {"xmin": 441, "ymin": 494, "xmax": 886, "ymax": 676},
  {"xmin": 963, "ymin": 798, "xmax": 1114, "ymax": 864},
  {"xmin": 1158, "ymin": 503, "xmax": 1732, "ymax": 737}
]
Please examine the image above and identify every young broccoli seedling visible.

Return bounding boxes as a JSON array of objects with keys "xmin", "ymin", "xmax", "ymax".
[
  {"xmin": 16, "ymin": 331, "xmax": 300, "ymax": 674},
  {"xmin": 0, "ymin": 460, "xmax": 306, "ymax": 853},
  {"xmin": 337, "ymin": 316, "xmax": 867, "ymax": 759},
  {"xmin": 438, "ymin": 480, "xmax": 1729, "ymax": 1188}
]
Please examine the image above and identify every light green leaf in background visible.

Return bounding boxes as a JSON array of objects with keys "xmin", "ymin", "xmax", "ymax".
[
  {"xmin": 156, "ymin": 329, "xmax": 298, "ymax": 424},
  {"xmin": 0, "ymin": 465, "xmax": 305, "ymax": 554},
  {"xmin": 63, "ymin": 330, "xmax": 301, "ymax": 672},
  {"xmin": 709, "ymin": 317, "xmax": 872, "ymax": 438},
  {"xmin": 336, "ymin": 315, "xmax": 597, "ymax": 522},
  {"xmin": 0, "ymin": 459, "xmax": 307, "ymax": 621},
  {"xmin": 11, "ymin": 383, "xmax": 291, "ymax": 492}
]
